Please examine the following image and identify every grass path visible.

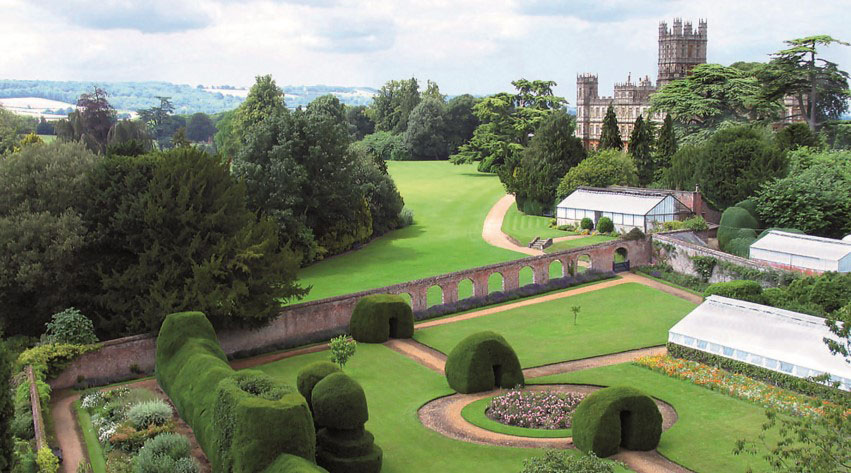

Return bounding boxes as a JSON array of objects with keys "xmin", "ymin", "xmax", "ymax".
[{"xmin": 297, "ymin": 162, "xmax": 523, "ymax": 302}]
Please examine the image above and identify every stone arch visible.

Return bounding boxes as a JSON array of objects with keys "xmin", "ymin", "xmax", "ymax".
[
  {"xmin": 549, "ymin": 260, "xmax": 564, "ymax": 279},
  {"xmin": 615, "ymin": 247, "xmax": 629, "ymax": 263},
  {"xmin": 396, "ymin": 292, "xmax": 413, "ymax": 307},
  {"xmin": 487, "ymin": 272, "xmax": 504, "ymax": 294},
  {"xmin": 579, "ymin": 254, "xmax": 592, "ymax": 272},
  {"xmin": 518, "ymin": 266, "xmax": 534, "ymax": 287},
  {"xmin": 427, "ymin": 285, "xmax": 444, "ymax": 308},
  {"xmin": 457, "ymin": 278, "xmax": 474, "ymax": 301}
]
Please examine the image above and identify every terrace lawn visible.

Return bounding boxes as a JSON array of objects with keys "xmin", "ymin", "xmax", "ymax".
[
  {"xmin": 500, "ymin": 202, "xmax": 576, "ymax": 244},
  {"xmin": 296, "ymin": 162, "xmax": 523, "ymax": 302},
  {"xmin": 532, "ymin": 363, "xmax": 778, "ymax": 473},
  {"xmin": 544, "ymin": 235, "xmax": 617, "ymax": 253},
  {"xmin": 254, "ymin": 343, "xmax": 628, "ymax": 473},
  {"xmin": 414, "ymin": 283, "xmax": 696, "ymax": 368}
]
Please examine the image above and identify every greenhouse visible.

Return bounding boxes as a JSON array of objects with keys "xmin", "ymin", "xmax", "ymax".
[
  {"xmin": 555, "ymin": 187, "xmax": 691, "ymax": 233},
  {"xmin": 668, "ymin": 295, "xmax": 851, "ymax": 391},
  {"xmin": 749, "ymin": 230, "xmax": 851, "ymax": 273}
]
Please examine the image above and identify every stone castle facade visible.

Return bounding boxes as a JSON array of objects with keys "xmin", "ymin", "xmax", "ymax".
[{"xmin": 576, "ymin": 19, "xmax": 708, "ymax": 148}]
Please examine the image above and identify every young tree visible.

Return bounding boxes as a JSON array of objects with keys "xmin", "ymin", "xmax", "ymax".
[
  {"xmin": 44, "ymin": 308, "xmax": 98, "ymax": 345},
  {"xmin": 629, "ymin": 115, "xmax": 655, "ymax": 185},
  {"xmin": 570, "ymin": 305, "xmax": 581, "ymax": 325},
  {"xmin": 329, "ymin": 335, "xmax": 357, "ymax": 370},
  {"xmin": 598, "ymin": 105, "xmax": 623, "ymax": 150},
  {"xmin": 761, "ymin": 35, "xmax": 850, "ymax": 130}
]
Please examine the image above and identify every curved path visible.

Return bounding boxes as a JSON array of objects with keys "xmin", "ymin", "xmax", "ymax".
[{"xmin": 482, "ymin": 194, "xmax": 541, "ymax": 256}]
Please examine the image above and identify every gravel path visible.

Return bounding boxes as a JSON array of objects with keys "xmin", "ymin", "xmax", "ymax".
[
  {"xmin": 51, "ymin": 390, "xmax": 84, "ymax": 473},
  {"xmin": 481, "ymin": 194, "xmax": 542, "ymax": 256}
]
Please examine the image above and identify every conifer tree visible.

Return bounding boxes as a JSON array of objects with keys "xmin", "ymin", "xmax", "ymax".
[
  {"xmin": 629, "ymin": 115, "xmax": 655, "ymax": 186},
  {"xmin": 655, "ymin": 114, "xmax": 677, "ymax": 169},
  {"xmin": 599, "ymin": 104, "xmax": 623, "ymax": 150}
]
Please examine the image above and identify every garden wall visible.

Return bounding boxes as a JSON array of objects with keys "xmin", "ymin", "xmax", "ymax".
[
  {"xmin": 51, "ymin": 238, "xmax": 650, "ymax": 390},
  {"xmin": 651, "ymin": 231, "xmax": 793, "ymax": 286}
]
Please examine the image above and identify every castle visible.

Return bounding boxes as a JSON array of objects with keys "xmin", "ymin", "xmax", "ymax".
[{"xmin": 575, "ymin": 19, "xmax": 708, "ymax": 148}]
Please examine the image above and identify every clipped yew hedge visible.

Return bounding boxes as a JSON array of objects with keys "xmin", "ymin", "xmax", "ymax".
[
  {"xmin": 444, "ymin": 331, "xmax": 524, "ymax": 394},
  {"xmin": 297, "ymin": 361, "xmax": 341, "ymax": 412},
  {"xmin": 155, "ymin": 312, "xmax": 324, "ymax": 473},
  {"xmin": 349, "ymin": 294, "xmax": 414, "ymax": 343},
  {"xmin": 572, "ymin": 386, "xmax": 662, "ymax": 458}
]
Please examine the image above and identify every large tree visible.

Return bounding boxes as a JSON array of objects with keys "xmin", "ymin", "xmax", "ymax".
[
  {"xmin": 137, "ymin": 96, "xmax": 182, "ymax": 149},
  {"xmin": 655, "ymin": 114, "xmax": 677, "ymax": 171},
  {"xmin": 54, "ymin": 87, "xmax": 117, "ymax": 153},
  {"xmin": 760, "ymin": 35, "xmax": 850, "ymax": 130},
  {"xmin": 650, "ymin": 63, "xmax": 782, "ymax": 131},
  {"xmin": 370, "ymin": 78, "xmax": 421, "ymax": 134},
  {"xmin": 235, "ymin": 75, "xmax": 286, "ymax": 138},
  {"xmin": 508, "ymin": 110, "xmax": 586, "ymax": 215},
  {"xmin": 0, "ymin": 341, "xmax": 11, "ymax": 472},
  {"xmin": 598, "ymin": 105, "xmax": 623, "ymax": 150},
  {"xmin": 556, "ymin": 149, "xmax": 639, "ymax": 199},
  {"xmin": 443, "ymin": 94, "xmax": 479, "ymax": 155},
  {"xmin": 403, "ymin": 97, "xmax": 448, "ymax": 160},
  {"xmin": 185, "ymin": 112, "xmax": 217, "ymax": 142},
  {"xmin": 629, "ymin": 115, "xmax": 655, "ymax": 185},
  {"xmin": 345, "ymin": 105, "xmax": 375, "ymax": 141}
]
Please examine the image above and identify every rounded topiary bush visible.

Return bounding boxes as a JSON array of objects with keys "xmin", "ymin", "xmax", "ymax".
[
  {"xmin": 311, "ymin": 373, "xmax": 368, "ymax": 430},
  {"xmin": 597, "ymin": 217, "xmax": 614, "ymax": 233},
  {"xmin": 444, "ymin": 331, "xmax": 524, "ymax": 394},
  {"xmin": 718, "ymin": 206, "xmax": 758, "ymax": 251},
  {"xmin": 297, "ymin": 361, "xmax": 341, "ymax": 409},
  {"xmin": 580, "ymin": 217, "xmax": 594, "ymax": 231},
  {"xmin": 572, "ymin": 386, "xmax": 662, "ymax": 458},
  {"xmin": 349, "ymin": 294, "xmax": 414, "ymax": 343}
]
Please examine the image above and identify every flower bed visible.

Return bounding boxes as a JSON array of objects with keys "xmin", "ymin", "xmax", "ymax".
[
  {"xmin": 78, "ymin": 386, "xmax": 199, "ymax": 472},
  {"xmin": 486, "ymin": 388, "xmax": 584, "ymax": 429},
  {"xmin": 635, "ymin": 355, "xmax": 847, "ymax": 417}
]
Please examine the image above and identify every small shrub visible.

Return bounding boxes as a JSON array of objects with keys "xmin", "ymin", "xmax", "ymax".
[
  {"xmin": 580, "ymin": 217, "xmax": 594, "ymax": 231},
  {"xmin": 398, "ymin": 207, "xmax": 414, "ymax": 228},
  {"xmin": 35, "ymin": 447, "xmax": 59, "ymax": 473},
  {"xmin": 329, "ymin": 336, "xmax": 356, "ymax": 370},
  {"xmin": 596, "ymin": 217, "xmax": 613, "ymax": 233},
  {"xmin": 43, "ymin": 308, "xmax": 99, "ymax": 345},
  {"xmin": 689, "ymin": 255, "xmax": 717, "ymax": 282},
  {"xmin": 620, "ymin": 228, "xmax": 645, "ymax": 241},
  {"xmin": 704, "ymin": 280, "xmax": 764, "ymax": 304},
  {"xmin": 128, "ymin": 400, "xmax": 172, "ymax": 429},
  {"xmin": 556, "ymin": 224, "xmax": 575, "ymax": 232},
  {"xmin": 682, "ymin": 216, "xmax": 708, "ymax": 231},
  {"xmin": 11, "ymin": 411, "xmax": 34, "ymax": 439},
  {"xmin": 134, "ymin": 433, "xmax": 198, "ymax": 473},
  {"xmin": 520, "ymin": 450, "xmax": 619, "ymax": 473}
]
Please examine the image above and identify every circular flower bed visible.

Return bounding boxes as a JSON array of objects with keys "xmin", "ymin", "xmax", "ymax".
[{"xmin": 486, "ymin": 388, "xmax": 584, "ymax": 429}]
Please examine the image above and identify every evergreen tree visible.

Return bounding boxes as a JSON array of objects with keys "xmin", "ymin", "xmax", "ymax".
[
  {"xmin": 0, "ymin": 341, "xmax": 12, "ymax": 472},
  {"xmin": 629, "ymin": 115, "xmax": 655, "ymax": 186},
  {"xmin": 599, "ymin": 105, "xmax": 623, "ymax": 150},
  {"xmin": 655, "ymin": 114, "xmax": 677, "ymax": 168}
]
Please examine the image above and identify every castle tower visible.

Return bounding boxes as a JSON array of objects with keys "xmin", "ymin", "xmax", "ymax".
[
  {"xmin": 576, "ymin": 74, "xmax": 598, "ymax": 145},
  {"xmin": 657, "ymin": 18, "xmax": 707, "ymax": 87}
]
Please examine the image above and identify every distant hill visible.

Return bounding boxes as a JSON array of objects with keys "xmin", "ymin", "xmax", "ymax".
[{"xmin": 0, "ymin": 79, "xmax": 378, "ymax": 115}]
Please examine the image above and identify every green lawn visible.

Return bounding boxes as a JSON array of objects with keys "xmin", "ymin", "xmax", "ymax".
[
  {"xmin": 413, "ymin": 283, "xmax": 696, "ymax": 368},
  {"xmin": 544, "ymin": 235, "xmax": 617, "ymax": 253},
  {"xmin": 296, "ymin": 162, "xmax": 524, "ymax": 302},
  {"xmin": 501, "ymin": 202, "xmax": 576, "ymax": 244},
  {"xmin": 532, "ymin": 363, "xmax": 777, "ymax": 473},
  {"xmin": 255, "ymin": 343, "xmax": 628, "ymax": 473},
  {"xmin": 74, "ymin": 400, "xmax": 107, "ymax": 473}
]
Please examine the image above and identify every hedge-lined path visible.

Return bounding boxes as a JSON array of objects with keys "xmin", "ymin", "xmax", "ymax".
[
  {"xmin": 51, "ymin": 390, "xmax": 85, "ymax": 473},
  {"xmin": 418, "ymin": 384, "xmax": 688, "ymax": 473},
  {"xmin": 482, "ymin": 194, "xmax": 542, "ymax": 256}
]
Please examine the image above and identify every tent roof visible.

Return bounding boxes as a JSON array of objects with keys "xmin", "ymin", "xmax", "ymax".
[
  {"xmin": 751, "ymin": 231, "xmax": 851, "ymax": 262},
  {"xmin": 556, "ymin": 187, "xmax": 681, "ymax": 216},
  {"xmin": 670, "ymin": 296, "xmax": 851, "ymax": 380}
]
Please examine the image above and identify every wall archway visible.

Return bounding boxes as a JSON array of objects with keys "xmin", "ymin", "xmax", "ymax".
[
  {"xmin": 578, "ymin": 254, "xmax": 592, "ymax": 273},
  {"xmin": 427, "ymin": 285, "xmax": 444, "ymax": 307},
  {"xmin": 615, "ymin": 247, "xmax": 629, "ymax": 263},
  {"xmin": 487, "ymin": 272, "xmax": 504, "ymax": 294},
  {"xmin": 457, "ymin": 278, "xmax": 474, "ymax": 301},
  {"xmin": 549, "ymin": 260, "xmax": 564, "ymax": 279},
  {"xmin": 518, "ymin": 266, "xmax": 534, "ymax": 287},
  {"xmin": 396, "ymin": 292, "xmax": 413, "ymax": 307}
]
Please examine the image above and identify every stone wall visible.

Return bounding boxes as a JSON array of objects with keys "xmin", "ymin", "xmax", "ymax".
[{"xmin": 50, "ymin": 238, "xmax": 651, "ymax": 390}]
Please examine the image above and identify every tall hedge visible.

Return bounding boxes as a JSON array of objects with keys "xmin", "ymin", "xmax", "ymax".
[
  {"xmin": 349, "ymin": 294, "xmax": 414, "ymax": 343},
  {"xmin": 572, "ymin": 386, "xmax": 662, "ymax": 457},
  {"xmin": 297, "ymin": 362, "xmax": 341, "ymax": 412},
  {"xmin": 717, "ymin": 206, "xmax": 759, "ymax": 252},
  {"xmin": 155, "ymin": 312, "xmax": 323, "ymax": 473},
  {"xmin": 444, "ymin": 331, "xmax": 524, "ymax": 394},
  {"xmin": 704, "ymin": 280, "xmax": 765, "ymax": 304}
]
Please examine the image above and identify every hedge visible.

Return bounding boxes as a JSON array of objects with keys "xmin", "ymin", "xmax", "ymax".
[
  {"xmin": 718, "ymin": 206, "xmax": 758, "ymax": 252},
  {"xmin": 444, "ymin": 331, "xmax": 524, "ymax": 394},
  {"xmin": 667, "ymin": 343, "xmax": 850, "ymax": 405},
  {"xmin": 155, "ymin": 312, "xmax": 323, "ymax": 473},
  {"xmin": 297, "ymin": 362, "xmax": 341, "ymax": 412},
  {"xmin": 311, "ymin": 373, "xmax": 369, "ymax": 431},
  {"xmin": 349, "ymin": 294, "xmax": 414, "ymax": 343},
  {"xmin": 703, "ymin": 280, "xmax": 764, "ymax": 304},
  {"xmin": 571, "ymin": 386, "xmax": 662, "ymax": 458}
]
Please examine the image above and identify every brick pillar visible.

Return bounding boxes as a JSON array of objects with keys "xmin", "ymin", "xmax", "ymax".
[
  {"xmin": 410, "ymin": 286, "xmax": 428, "ymax": 312},
  {"xmin": 440, "ymin": 281, "xmax": 459, "ymax": 305},
  {"xmin": 472, "ymin": 273, "xmax": 490, "ymax": 298},
  {"xmin": 532, "ymin": 262, "xmax": 550, "ymax": 285},
  {"xmin": 502, "ymin": 268, "xmax": 520, "ymax": 292}
]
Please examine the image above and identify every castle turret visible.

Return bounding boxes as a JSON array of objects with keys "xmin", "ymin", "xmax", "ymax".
[
  {"xmin": 576, "ymin": 74, "xmax": 598, "ymax": 145},
  {"xmin": 657, "ymin": 18, "xmax": 707, "ymax": 87}
]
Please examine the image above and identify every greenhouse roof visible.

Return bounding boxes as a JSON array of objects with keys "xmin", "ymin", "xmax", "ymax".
[
  {"xmin": 669, "ymin": 296, "xmax": 851, "ymax": 383},
  {"xmin": 751, "ymin": 231, "xmax": 851, "ymax": 262},
  {"xmin": 556, "ymin": 187, "xmax": 679, "ymax": 216}
]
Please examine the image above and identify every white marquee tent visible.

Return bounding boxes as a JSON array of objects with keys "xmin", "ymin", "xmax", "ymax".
[
  {"xmin": 669, "ymin": 295, "xmax": 851, "ymax": 391},
  {"xmin": 749, "ymin": 231, "xmax": 851, "ymax": 273}
]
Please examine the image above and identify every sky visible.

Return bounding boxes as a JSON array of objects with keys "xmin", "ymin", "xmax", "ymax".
[{"xmin": 2, "ymin": 0, "xmax": 850, "ymax": 103}]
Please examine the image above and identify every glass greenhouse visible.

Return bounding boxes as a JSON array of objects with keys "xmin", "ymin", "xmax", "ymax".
[{"xmin": 669, "ymin": 295, "xmax": 851, "ymax": 391}]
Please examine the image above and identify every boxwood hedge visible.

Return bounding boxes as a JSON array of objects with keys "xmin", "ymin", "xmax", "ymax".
[
  {"xmin": 572, "ymin": 386, "xmax": 662, "ymax": 458},
  {"xmin": 444, "ymin": 331, "xmax": 524, "ymax": 394},
  {"xmin": 297, "ymin": 361, "xmax": 341, "ymax": 412},
  {"xmin": 349, "ymin": 294, "xmax": 414, "ymax": 343},
  {"xmin": 155, "ymin": 312, "xmax": 323, "ymax": 473}
]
